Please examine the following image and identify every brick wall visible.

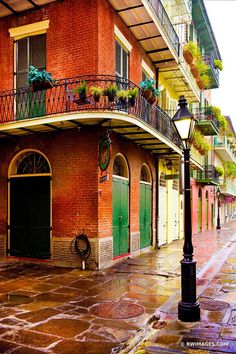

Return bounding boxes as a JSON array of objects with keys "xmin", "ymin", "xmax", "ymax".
[
  {"xmin": 0, "ymin": 0, "xmax": 155, "ymax": 91},
  {"xmin": 0, "ymin": 127, "xmax": 156, "ymax": 244},
  {"xmin": 98, "ymin": 131, "xmax": 156, "ymax": 239}
]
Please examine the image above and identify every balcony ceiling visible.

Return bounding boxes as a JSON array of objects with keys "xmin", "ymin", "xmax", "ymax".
[
  {"xmin": 109, "ymin": 0, "xmax": 199, "ymax": 102},
  {"xmin": 0, "ymin": 112, "xmax": 182, "ymax": 157},
  {"xmin": 0, "ymin": 0, "xmax": 56, "ymax": 18},
  {"xmin": 109, "ymin": 0, "xmax": 178, "ymax": 69}
]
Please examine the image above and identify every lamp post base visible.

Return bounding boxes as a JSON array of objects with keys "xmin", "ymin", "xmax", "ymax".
[{"xmin": 178, "ymin": 301, "xmax": 200, "ymax": 322}]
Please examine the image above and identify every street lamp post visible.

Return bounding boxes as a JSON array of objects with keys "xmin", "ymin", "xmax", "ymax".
[
  {"xmin": 216, "ymin": 188, "xmax": 221, "ymax": 229},
  {"xmin": 172, "ymin": 96, "xmax": 200, "ymax": 322}
]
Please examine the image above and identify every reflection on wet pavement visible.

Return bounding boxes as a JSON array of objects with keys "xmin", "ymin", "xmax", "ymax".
[{"xmin": 0, "ymin": 222, "xmax": 235, "ymax": 353}]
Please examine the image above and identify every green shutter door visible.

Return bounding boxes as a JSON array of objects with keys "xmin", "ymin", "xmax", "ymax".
[
  {"xmin": 112, "ymin": 177, "xmax": 129, "ymax": 256},
  {"xmin": 140, "ymin": 183, "xmax": 151, "ymax": 248},
  {"xmin": 10, "ymin": 177, "xmax": 50, "ymax": 259}
]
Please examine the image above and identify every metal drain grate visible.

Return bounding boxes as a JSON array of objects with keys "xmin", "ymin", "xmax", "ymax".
[
  {"xmin": 89, "ymin": 301, "xmax": 144, "ymax": 319},
  {"xmin": 200, "ymin": 299, "xmax": 229, "ymax": 311}
]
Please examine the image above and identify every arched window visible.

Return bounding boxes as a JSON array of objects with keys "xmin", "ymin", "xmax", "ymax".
[
  {"xmin": 113, "ymin": 154, "xmax": 129, "ymax": 178},
  {"xmin": 140, "ymin": 164, "xmax": 152, "ymax": 183},
  {"xmin": 159, "ymin": 172, "xmax": 166, "ymax": 187},
  {"xmin": 9, "ymin": 150, "xmax": 51, "ymax": 176}
]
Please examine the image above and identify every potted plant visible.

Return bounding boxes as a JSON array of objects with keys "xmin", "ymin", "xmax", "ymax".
[
  {"xmin": 214, "ymin": 59, "xmax": 223, "ymax": 71},
  {"xmin": 183, "ymin": 41, "xmax": 199, "ymax": 64},
  {"xmin": 215, "ymin": 166, "xmax": 224, "ymax": 177},
  {"xmin": 196, "ymin": 74, "xmax": 211, "ymax": 90},
  {"xmin": 117, "ymin": 90, "xmax": 128, "ymax": 104},
  {"xmin": 103, "ymin": 84, "xmax": 118, "ymax": 102},
  {"xmin": 90, "ymin": 86, "xmax": 103, "ymax": 103},
  {"xmin": 127, "ymin": 87, "xmax": 138, "ymax": 106},
  {"xmin": 73, "ymin": 81, "xmax": 89, "ymax": 104},
  {"xmin": 28, "ymin": 65, "xmax": 55, "ymax": 91},
  {"xmin": 140, "ymin": 78, "xmax": 158, "ymax": 105}
]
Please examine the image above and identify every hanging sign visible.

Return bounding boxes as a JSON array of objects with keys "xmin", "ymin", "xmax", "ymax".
[{"xmin": 99, "ymin": 136, "xmax": 111, "ymax": 171}]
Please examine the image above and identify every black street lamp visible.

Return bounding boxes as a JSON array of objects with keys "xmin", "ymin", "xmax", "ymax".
[
  {"xmin": 216, "ymin": 187, "xmax": 221, "ymax": 229},
  {"xmin": 172, "ymin": 96, "xmax": 200, "ymax": 322}
]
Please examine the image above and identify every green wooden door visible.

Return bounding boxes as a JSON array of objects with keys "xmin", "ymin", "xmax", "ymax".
[
  {"xmin": 10, "ymin": 177, "xmax": 50, "ymax": 259},
  {"xmin": 112, "ymin": 177, "xmax": 129, "ymax": 256},
  {"xmin": 140, "ymin": 183, "xmax": 151, "ymax": 248}
]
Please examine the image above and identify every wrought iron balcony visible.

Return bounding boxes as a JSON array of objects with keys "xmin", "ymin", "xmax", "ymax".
[
  {"xmin": 194, "ymin": 107, "xmax": 219, "ymax": 136},
  {"xmin": 214, "ymin": 137, "xmax": 236, "ymax": 162},
  {"xmin": 193, "ymin": 165, "xmax": 219, "ymax": 185},
  {"xmin": 147, "ymin": 0, "xmax": 180, "ymax": 56},
  {"xmin": 203, "ymin": 52, "xmax": 220, "ymax": 89},
  {"xmin": 220, "ymin": 180, "xmax": 236, "ymax": 197},
  {"xmin": 0, "ymin": 75, "xmax": 182, "ymax": 148}
]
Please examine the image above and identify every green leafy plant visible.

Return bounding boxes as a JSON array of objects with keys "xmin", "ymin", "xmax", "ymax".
[
  {"xmin": 215, "ymin": 166, "xmax": 224, "ymax": 177},
  {"xmin": 117, "ymin": 89, "xmax": 128, "ymax": 103},
  {"xmin": 199, "ymin": 73, "xmax": 211, "ymax": 89},
  {"xmin": 140, "ymin": 78, "xmax": 158, "ymax": 97},
  {"xmin": 127, "ymin": 87, "xmax": 138, "ymax": 106},
  {"xmin": 27, "ymin": 65, "xmax": 55, "ymax": 84},
  {"xmin": 223, "ymin": 161, "xmax": 236, "ymax": 177},
  {"xmin": 193, "ymin": 130, "xmax": 211, "ymax": 155},
  {"xmin": 183, "ymin": 41, "xmax": 199, "ymax": 58},
  {"xmin": 73, "ymin": 81, "xmax": 87, "ymax": 96},
  {"xmin": 214, "ymin": 59, "xmax": 223, "ymax": 71},
  {"xmin": 210, "ymin": 106, "xmax": 227, "ymax": 130},
  {"xmin": 127, "ymin": 87, "xmax": 138, "ymax": 99},
  {"xmin": 103, "ymin": 84, "xmax": 118, "ymax": 102},
  {"xmin": 90, "ymin": 86, "xmax": 103, "ymax": 102},
  {"xmin": 196, "ymin": 60, "xmax": 209, "ymax": 76}
]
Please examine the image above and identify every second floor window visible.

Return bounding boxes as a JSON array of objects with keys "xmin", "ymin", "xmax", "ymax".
[
  {"xmin": 115, "ymin": 41, "xmax": 128, "ymax": 80},
  {"xmin": 16, "ymin": 34, "xmax": 46, "ymax": 89}
]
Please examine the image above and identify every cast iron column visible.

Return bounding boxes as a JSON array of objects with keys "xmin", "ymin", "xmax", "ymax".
[
  {"xmin": 216, "ymin": 193, "xmax": 221, "ymax": 230},
  {"xmin": 178, "ymin": 148, "xmax": 200, "ymax": 322}
]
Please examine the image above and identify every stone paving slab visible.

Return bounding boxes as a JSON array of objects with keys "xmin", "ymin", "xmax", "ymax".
[{"xmin": 0, "ymin": 221, "xmax": 235, "ymax": 353}]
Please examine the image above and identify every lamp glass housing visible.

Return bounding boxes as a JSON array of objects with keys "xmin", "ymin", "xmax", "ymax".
[{"xmin": 172, "ymin": 96, "xmax": 196, "ymax": 148}]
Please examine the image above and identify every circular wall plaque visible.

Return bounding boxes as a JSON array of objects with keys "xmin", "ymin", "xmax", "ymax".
[{"xmin": 99, "ymin": 137, "xmax": 111, "ymax": 171}]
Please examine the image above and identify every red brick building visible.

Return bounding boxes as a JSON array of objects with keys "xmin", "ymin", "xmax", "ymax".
[{"xmin": 0, "ymin": 0, "xmax": 222, "ymax": 268}]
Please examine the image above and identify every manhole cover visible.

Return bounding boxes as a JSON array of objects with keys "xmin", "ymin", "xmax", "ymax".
[
  {"xmin": 89, "ymin": 301, "xmax": 144, "ymax": 319},
  {"xmin": 200, "ymin": 299, "xmax": 229, "ymax": 311}
]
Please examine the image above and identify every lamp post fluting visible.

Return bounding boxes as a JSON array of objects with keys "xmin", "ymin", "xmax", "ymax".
[
  {"xmin": 216, "ymin": 188, "xmax": 221, "ymax": 230},
  {"xmin": 172, "ymin": 96, "xmax": 200, "ymax": 322}
]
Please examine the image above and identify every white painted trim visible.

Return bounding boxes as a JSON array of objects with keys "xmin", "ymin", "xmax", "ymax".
[
  {"xmin": 114, "ymin": 25, "xmax": 132, "ymax": 52},
  {"xmin": 9, "ymin": 20, "xmax": 50, "ymax": 40},
  {"xmin": 8, "ymin": 148, "xmax": 52, "ymax": 177},
  {"xmin": 112, "ymin": 175, "xmax": 129, "ymax": 181},
  {"xmin": 141, "ymin": 60, "xmax": 155, "ymax": 78}
]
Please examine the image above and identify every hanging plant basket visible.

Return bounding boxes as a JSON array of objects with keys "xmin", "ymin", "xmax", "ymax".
[
  {"xmin": 190, "ymin": 64, "xmax": 199, "ymax": 78},
  {"xmin": 32, "ymin": 80, "xmax": 53, "ymax": 92},
  {"xmin": 143, "ymin": 90, "xmax": 156, "ymax": 105},
  {"xmin": 183, "ymin": 49, "xmax": 194, "ymax": 65},
  {"xmin": 196, "ymin": 78, "xmax": 205, "ymax": 90}
]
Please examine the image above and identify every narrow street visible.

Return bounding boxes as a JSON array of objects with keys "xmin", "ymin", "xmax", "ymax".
[{"xmin": 0, "ymin": 222, "xmax": 235, "ymax": 353}]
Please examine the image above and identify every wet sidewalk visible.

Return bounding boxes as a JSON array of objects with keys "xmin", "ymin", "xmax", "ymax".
[{"xmin": 0, "ymin": 222, "xmax": 235, "ymax": 353}]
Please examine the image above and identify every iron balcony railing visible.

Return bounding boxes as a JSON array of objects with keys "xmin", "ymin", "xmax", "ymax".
[
  {"xmin": 194, "ymin": 165, "xmax": 219, "ymax": 184},
  {"xmin": 147, "ymin": 0, "xmax": 180, "ymax": 56},
  {"xmin": 203, "ymin": 52, "xmax": 219, "ymax": 87},
  {"xmin": 0, "ymin": 75, "xmax": 182, "ymax": 148},
  {"xmin": 194, "ymin": 107, "xmax": 219, "ymax": 129}
]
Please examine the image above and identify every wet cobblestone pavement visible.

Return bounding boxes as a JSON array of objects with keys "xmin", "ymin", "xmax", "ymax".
[{"xmin": 0, "ymin": 222, "xmax": 235, "ymax": 353}]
